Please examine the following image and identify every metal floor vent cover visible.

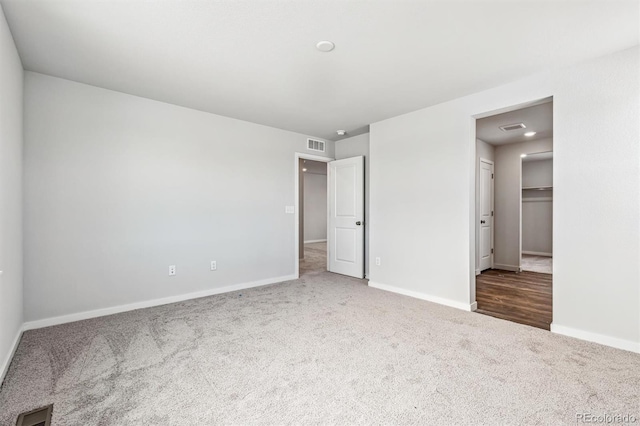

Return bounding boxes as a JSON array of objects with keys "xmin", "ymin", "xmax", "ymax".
[{"xmin": 16, "ymin": 404, "xmax": 53, "ymax": 426}]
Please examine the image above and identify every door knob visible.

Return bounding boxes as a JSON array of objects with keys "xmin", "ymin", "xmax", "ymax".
[
  {"xmin": 480, "ymin": 220, "xmax": 485, "ymax": 224},
  {"xmin": 356, "ymin": 221, "xmax": 362, "ymax": 226}
]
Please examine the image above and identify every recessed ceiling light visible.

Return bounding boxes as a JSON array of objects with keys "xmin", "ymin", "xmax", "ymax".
[
  {"xmin": 524, "ymin": 131, "xmax": 537, "ymax": 137},
  {"xmin": 316, "ymin": 41, "xmax": 335, "ymax": 52},
  {"xmin": 520, "ymin": 154, "xmax": 527, "ymax": 158},
  {"xmin": 336, "ymin": 130, "xmax": 347, "ymax": 136},
  {"xmin": 302, "ymin": 168, "xmax": 307, "ymax": 172}
]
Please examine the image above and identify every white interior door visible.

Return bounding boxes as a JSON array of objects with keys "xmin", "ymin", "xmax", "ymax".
[
  {"xmin": 328, "ymin": 156, "xmax": 364, "ymax": 278},
  {"xmin": 479, "ymin": 159, "xmax": 494, "ymax": 271}
]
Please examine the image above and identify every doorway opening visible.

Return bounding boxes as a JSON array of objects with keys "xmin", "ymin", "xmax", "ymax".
[
  {"xmin": 473, "ymin": 98, "xmax": 553, "ymax": 330},
  {"xmin": 299, "ymin": 157, "xmax": 329, "ymax": 276},
  {"xmin": 294, "ymin": 152, "xmax": 365, "ymax": 280}
]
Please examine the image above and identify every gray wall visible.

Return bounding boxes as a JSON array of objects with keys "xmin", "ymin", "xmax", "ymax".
[
  {"xmin": 303, "ymin": 170, "xmax": 327, "ymax": 242},
  {"xmin": 522, "ymin": 198, "xmax": 552, "ymax": 255},
  {"xmin": 475, "ymin": 139, "xmax": 495, "ymax": 273},
  {"xmin": 335, "ymin": 133, "xmax": 370, "ymax": 278},
  {"xmin": 494, "ymin": 138, "xmax": 553, "ymax": 270},
  {"xmin": 522, "ymin": 159, "xmax": 553, "ymax": 188},
  {"xmin": 369, "ymin": 47, "xmax": 639, "ymax": 348},
  {"xmin": 23, "ymin": 72, "xmax": 334, "ymax": 322},
  {"xmin": 0, "ymin": 4, "xmax": 24, "ymax": 381}
]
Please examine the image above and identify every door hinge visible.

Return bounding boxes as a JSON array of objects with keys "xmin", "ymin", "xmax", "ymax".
[
  {"xmin": 491, "ymin": 173, "xmax": 494, "ymax": 179},
  {"xmin": 491, "ymin": 248, "xmax": 494, "ymax": 254},
  {"xmin": 491, "ymin": 211, "xmax": 494, "ymax": 216}
]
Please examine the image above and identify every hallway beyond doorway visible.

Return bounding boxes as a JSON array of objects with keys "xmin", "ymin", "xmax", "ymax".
[{"xmin": 300, "ymin": 242, "xmax": 327, "ymax": 276}]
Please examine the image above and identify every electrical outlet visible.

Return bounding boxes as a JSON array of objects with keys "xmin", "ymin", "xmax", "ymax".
[
  {"xmin": 375, "ymin": 257, "xmax": 381, "ymax": 266},
  {"xmin": 169, "ymin": 265, "xmax": 176, "ymax": 276},
  {"xmin": 285, "ymin": 206, "xmax": 295, "ymax": 214},
  {"xmin": 210, "ymin": 261, "xmax": 217, "ymax": 271}
]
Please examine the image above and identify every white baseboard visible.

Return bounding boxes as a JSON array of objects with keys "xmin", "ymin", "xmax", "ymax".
[
  {"xmin": 368, "ymin": 281, "xmax": 475, "ymax": 312},
  {"xmin": 470, "ymin": 302, "xmax": 478, "ymax": 312},
  {"xmin": 304, "ymin": 239, "xmax": 327, "ymax": 244},
  {"xmin": 23, "ymin": 274, "xmax": 297, "ymax": 331},
  {"xmin": 551, "ymin": 323, "xmax": 640, "ymax": 354},
  {"xmin": 522, "ymin": 251, "xmax": 552, "ymax": 257},
  {"xmin": 1, "ymin": 327, "xmax": 23, "ymax": 386},
  {"xmin": 493, "ymin": 263, "xmax": 520, "ymax": 272}
]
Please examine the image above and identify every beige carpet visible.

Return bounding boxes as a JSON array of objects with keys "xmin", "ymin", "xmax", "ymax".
[
  {"xmin": 522, "ymin": 254, "xmax": 553, "ymax": 274},
  {"xmin": 299, "ymin": 242, "xmax": 327, "ymax": 276},
  {"xmin": 1, "ymin": 271, "xmax": 638, "ymax": 425}
]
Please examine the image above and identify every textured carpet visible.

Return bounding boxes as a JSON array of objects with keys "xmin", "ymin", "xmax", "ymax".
[
  {"xmin": 299, "ymin": 242, "xmax": 327, "ymax": 276},
  {"xmin": 1, "ymin": 273, "xmax": 638, "ymax": 425},
  {"xmin": 521, "ymin": 254, "xmax": 553, "ymax": 274}
]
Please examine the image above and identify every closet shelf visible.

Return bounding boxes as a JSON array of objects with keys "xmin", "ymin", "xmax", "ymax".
[{"xmin": 522, "ymin": 186, "xmax": 553, "ymax": 190}]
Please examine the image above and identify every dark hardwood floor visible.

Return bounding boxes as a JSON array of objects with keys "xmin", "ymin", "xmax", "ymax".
[{"xmin": 475, "ymin": 269, "xmax": 552, "ymax": 330}]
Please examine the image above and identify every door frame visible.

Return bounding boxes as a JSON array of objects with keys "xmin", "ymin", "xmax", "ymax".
[
  {"xmin": 469, "ymin": 96, "xmax": 554, "ymax": 310},
  {"xmin": 294, "ymin": 152, "xmax": 333, "ymax": 278},
  {"xmin": 478, "ymin": 157, "xmax": 494, "ymax": 273}
]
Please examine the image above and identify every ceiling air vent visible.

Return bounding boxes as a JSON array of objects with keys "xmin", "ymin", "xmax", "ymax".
[
  {"xmin": 499, "ymin": 123, "xmax": 526, "ymax": 132},
  {"xmin": 307, "ymin": 138, "xmax": 325, "ymax": 152}
]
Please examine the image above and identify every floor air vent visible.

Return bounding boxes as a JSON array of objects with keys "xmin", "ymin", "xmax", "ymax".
[
  {"xmin": 307, "ymin": 138, "xmax": 325, "ymax": 152},
  {"xmin": 16, "ymin": 405, "xmax": 52, "ymax": 426}
]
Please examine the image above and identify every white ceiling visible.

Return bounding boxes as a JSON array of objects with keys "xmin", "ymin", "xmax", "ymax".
[
  {"xmin": 477, "ymin": 101, "xmax": 553, "ymax": 146},
  {"xmin": 1, "ymin": 1, "xmax": 638, "ymax": 141}
]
